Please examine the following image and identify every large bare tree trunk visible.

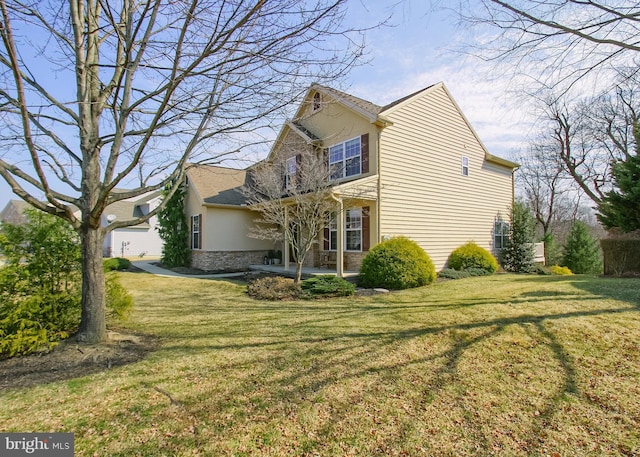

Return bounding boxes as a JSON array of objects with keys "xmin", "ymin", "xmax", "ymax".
[{"xmin": 78, "ymin": 225, "xmax": 106, "ymax": 343}]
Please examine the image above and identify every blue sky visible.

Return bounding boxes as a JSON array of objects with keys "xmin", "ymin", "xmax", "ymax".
[{"xmin": 0, "ymin": 0, "xmax": 523, "ymax": 212}]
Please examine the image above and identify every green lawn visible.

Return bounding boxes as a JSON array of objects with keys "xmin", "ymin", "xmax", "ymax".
[{"xmin": 1, "ymin": 273, "xmax": 639, "ymax": 456}]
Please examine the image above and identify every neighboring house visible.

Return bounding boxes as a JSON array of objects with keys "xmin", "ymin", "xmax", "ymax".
[
  {"xmin": 185, "ymin": 82, "xmax": 518, "ymax": 273},
  {"xmin": 1, "ymin": 190, "xmax": 163, "ymax": 259},
  {"xmin": 0, "ymin": 199, "xmax": 31, "ymax": 225},
  {"xmin": 102, "ymin": 190, "xmax": 164, "ymax": 258}
]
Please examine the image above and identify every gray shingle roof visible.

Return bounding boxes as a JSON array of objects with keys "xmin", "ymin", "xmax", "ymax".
[
  {"xmin": 187, "ymin": 165, "xmax": 249, "ymax": 206},
  {"xmin": 311, "ymin": 84, "xmax": 383, "ymax": 119}
]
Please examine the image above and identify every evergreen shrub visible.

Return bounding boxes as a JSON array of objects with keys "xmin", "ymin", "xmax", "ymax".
[
  {"xmin": 563, "ymin": 221, "xmax": 603, "ymax": 274},
  {"xmin": 448, "ymin": 242, "xmax": 498, "ymax": 274},
  {"xmin": 359, "ymin": 236, "xmax": 436, "ymax": 290},
  {"xmin": 301, "ymin": 275, "xmax": 354, "ymax": 297},
  {"xmin": 103, "ymin": 257, "xmax": 132, "ymax": 271}
]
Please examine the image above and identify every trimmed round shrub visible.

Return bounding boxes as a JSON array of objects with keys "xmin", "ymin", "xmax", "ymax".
[
  {"xmin": 301, "ymin": 275, "xmax": 355, "ymax": 297},
  {"xmin": 359, "ymin": 236, "xmax": 436, "ymax": 290},
  {"xmin": 448, "ymin": 242, "xmax": 498, "ymax": 274},
  {"xmin": 103, "ymin": 257, "xmax": 132, "ymax": 271},
  {"xmin": 550, "ymin": 265, "xmax": 573, "ymax": 276}
]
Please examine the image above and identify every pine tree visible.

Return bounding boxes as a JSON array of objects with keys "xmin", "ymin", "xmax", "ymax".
[
  {"xmin": 500, "ymin": 201, "xmax": 536, "ymax": 273},
  {"xmin": 563, "ymin": 221, "xmax": 603, "ymax": 274},
  {"xmin": 598, "ymin": 124, "xmax": 640, "ymax": 232},
  {"xmin": 157, "ymin": 183, "xmax": 190, "ymax": 267}
]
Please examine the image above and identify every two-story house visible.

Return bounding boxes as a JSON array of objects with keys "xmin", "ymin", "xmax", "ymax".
[{"xmin": 185, "ymin": 82, "xmax": 518, "ymax": 274}]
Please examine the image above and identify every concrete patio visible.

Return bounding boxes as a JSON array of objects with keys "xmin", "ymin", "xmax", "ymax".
[{"xmin": 249, "ymin": 264, "xmax": 359, "ymax": 279}]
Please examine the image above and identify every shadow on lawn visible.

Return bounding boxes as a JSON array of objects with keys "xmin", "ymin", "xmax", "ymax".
[
  {"xmin": 143, "ymin": 276, "xmax": 639, "ymax": 455},
  {"xmin": 9, "ymin": 274, "xmax": 640, "ymax": 456}
]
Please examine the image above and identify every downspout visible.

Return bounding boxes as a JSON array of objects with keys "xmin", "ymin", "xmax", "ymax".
[
  {"xmin": 283, "ymin": 206, "xmax": 290, "ymax": 271},
  {"xmin": 329, "ymin": 192, "xmax": 344, "ymax": 278},
  {"xmin": 377, "ymin": 128, "xmax": 382, "ymax": 244}
]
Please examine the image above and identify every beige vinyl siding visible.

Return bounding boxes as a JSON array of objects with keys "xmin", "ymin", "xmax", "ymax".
[
  {"xmin": 379, "ymin": 84, "xmax": 513, "ymax": 270},
  {"xmin": 298, "ymin": 97, "xmax": 378, "ymax": 176},
  {"xmin": 184, "ymin": 183, "xmax": 271, "ymax": 252},
  {"xmin": 202, "ymin": 207, "xmax": 273, "ymax": 251}
]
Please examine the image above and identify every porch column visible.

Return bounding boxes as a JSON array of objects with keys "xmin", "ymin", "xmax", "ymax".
[
  {"xmin": 283, "ymin": 207, "xmax": 290, "ymax": 271},
  {"xmin": 336, "ymin": 199, "xmax": 344, "ymax": 278}
]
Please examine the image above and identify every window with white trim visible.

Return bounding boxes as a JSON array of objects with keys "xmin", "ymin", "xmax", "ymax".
[
  {"xmin": 285, "ymin": 156, "xmax": 297, "ymax": 190},
  {"xmin": 329, "ymin": 215, "xmax": 337, "ymax": 251},
  {"xmin": 494, "ymin": 220, "xmax": 509, "ymax": 249},
  {"xmin": 345, "ymin": 208, "xmax": 362, "ymax": 251},
  {"xmin": 329, "ymin": 137, "xmax": 361, "ymax": 180},
  {"xmin": 462, "ymin": 156, "xmax": 469, "ymax": 176},
  {"xmin": 327, "ymin": 209, "xmax": 363, "ymax": 252},
  {"xmin": 191, "ymin": 214, "xmax": 201, "ymax": 250}
]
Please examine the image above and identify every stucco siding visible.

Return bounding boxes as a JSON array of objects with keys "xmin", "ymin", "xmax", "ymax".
[{"xmin": 379, "ymin": 84, "xmax": 513, "ymax": 270}]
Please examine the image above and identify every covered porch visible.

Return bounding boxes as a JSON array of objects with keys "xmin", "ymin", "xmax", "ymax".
[{"xmin": 282, "ymin": 177, "xmax": 379, "ymax": 278}]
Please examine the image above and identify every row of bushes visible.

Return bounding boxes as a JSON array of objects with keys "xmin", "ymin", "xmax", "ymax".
[{"xmin": 249, "ymin": 238, "xmax": 503, "ymax": 299}]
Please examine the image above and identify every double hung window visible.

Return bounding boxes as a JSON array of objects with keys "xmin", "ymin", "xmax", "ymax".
[
  {"xmin": 494, "ymin": 220, "xmax": 509, "ymax": 249},
  {"xmin": 191, "ymin": 214, "xmax": 201, "ymax": 250},
  {"xmin": 345, "ymin": 209, "xmax": 362, "ymax": 251},
  {"xmin": 327, "ymin": 208, "xmax": 363, "ymax": 252},
  {"xmin": 329, "ymin": 137, "xmax": 361, "ymax": 180},
  {"xmin": 285, "ymin": 156, "xmax": 297, "ymax": 189}
]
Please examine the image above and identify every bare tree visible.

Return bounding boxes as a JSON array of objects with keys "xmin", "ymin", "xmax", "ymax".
[
  {"xmin": 0, "ymin": 0, "xmax": 366, "ymax": 342},
  {"xmin": 244, "ymin": 143, "xmax": 337, "ymax": 284},
  {"xmin": 517, "ymin": 141, "xmax": 576, "ymax": 238},
  {"xmin": 532, "ymin": 77, "xmax": 640, "ymax": 208},
  {"xmin": 449, "ymin": 0, "xmax": 640, "ymax": 92}
]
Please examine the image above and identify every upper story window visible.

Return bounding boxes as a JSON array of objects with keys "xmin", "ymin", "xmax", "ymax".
[
  {"xmin": 462, "ymin": 156, "xmax": 469, "ymax": 176},
  {"xmin": 285, "ymin": 156, "xmax": 297, "ymax": 189},
  {"xmin": 313, "ymin": 92, "xmax": 321, "ymax": 111},
  {"xmin": 329, "ymin": 137, "xmax": 361, "ymax": 180}
]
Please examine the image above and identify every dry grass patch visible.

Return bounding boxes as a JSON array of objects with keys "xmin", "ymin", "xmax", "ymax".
[{"xmin": 1, "ymin": 273, "xmax": 639, "ymax": 456}]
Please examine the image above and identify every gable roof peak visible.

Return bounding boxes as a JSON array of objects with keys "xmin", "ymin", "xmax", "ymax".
[{"xmin": 309, "ymin": 84, "xmax": 383, "ymax": 120}]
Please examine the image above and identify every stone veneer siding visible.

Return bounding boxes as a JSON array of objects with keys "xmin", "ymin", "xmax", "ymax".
[
  {"xmin": 191, "ymin": 250, "xmax": 269, "ymax": 271},
  {"xmin": 315, "ymin": 250, "xmax": 367, "ymax": 271}
]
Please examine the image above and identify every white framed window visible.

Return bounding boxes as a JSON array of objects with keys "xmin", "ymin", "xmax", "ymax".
[
  {"xmin": 191, "ymin": 214, "xmax": 201, "ymax": 250},
  {"xmin": 329, "ymin": 215, "xmax": 337, "ymax": 251},
  {"xmin": 285, "ymin": 156, "xmax": 297, "ymax": 189},
  {"xmin": 329, "ymin": 137, "xmax": 361, "ymax": 180},
  {"xmin": 345, "ymin": 208, "xmax": 362, "ymax": 251},
  {"xmin": 494, "ymin": 220, "xmax": 509, "ymax": 249},
  {"xmin": 326, "ymin": 207, "xmax": 367, "ymax": 252},
  {"xmin": 462, "ymin": 156, "xmax": 469, "ymax": 176},
  {"xmin": 313, "ymin": 92, "xmax": 321, "ymax": 111}
]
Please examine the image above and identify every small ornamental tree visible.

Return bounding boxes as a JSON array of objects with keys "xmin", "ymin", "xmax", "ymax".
[
  {"xmin": 563, "ymin": 220, "xmax": 603, "ymax": 274},
  {"xmin": 245, "ymin": 147, "xmax": 337, "ymax": 284},
  {"xmin": 500, "ymin": 201, "xmax": 536, "ymax": 273},
  {"xmin": 158, "ymin": 183, "xmax": 190, "ymax": 267}
]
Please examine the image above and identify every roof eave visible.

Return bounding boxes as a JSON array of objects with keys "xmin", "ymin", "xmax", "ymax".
[{"xmin": 486, "ymin": 152, "xmax": 520, "ymax": 170}]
